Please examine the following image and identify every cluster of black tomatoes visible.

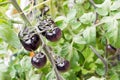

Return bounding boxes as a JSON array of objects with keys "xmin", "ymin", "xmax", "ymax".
[{"xmin": 18, "ymin": 18, "xmax": 70, "ymax": 72}]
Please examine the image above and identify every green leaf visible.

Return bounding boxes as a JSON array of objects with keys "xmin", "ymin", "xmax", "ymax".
[
  {"xmin": 82, "ymin": 47, "xmax": 94, "ymax": 63},
  {"xmin": 10, "ymin": 67, "xmax": 16, "ymax": 79},
  {"xmin": 75, "ymin": 0, "xmax": 85, "ymax": 4},
  {"xmin": 95, "ymin": 0, "xmax": 111, "ymax": 16},
  {"xmin": 0, "ymin": 62, "xmax": 8, "ymax": 72},
  {"xmin": 73, "ymin": 27, "xmax": 97, "ymax": 45},
  {"xmin": 114, "ymin": 12, "xmax": 120, "ymax": 20},
  {"xmin": 81, "ymin": 68, "xmax": 89, "ymax": 75},
  {"xmin": 0, "ymin": 24, "xmax": 21, "ymax": 49},
  {"xmin": 46, "ymin": 70, "xmax": 56, "ymax": 80},
  {"xmin": 69, "ymin": 49, "xmax": 81, "ymax": 72},
  {"xmin": 95, "ymin": 0, "xmax": 111, "ymax": 9},
  {"xmin": 80, "ymin": 12, "xmax": 96, "ymax": 24},
  {"xmin": 110, "ymin": 73, "xmax": 119, "ymax": 80},
  {"xmin": 82, "ymin": 26, "xmax": 96, "ymax": 44},
  {"xmin": 110, "ymin": 0, "xmax": 120, "ymax": 11},
  {"xmin": 0, "ymin": 42, "xmax": 8, "ymax": 54},
  {"xmin": 55, "ymin": 16, "xmax": 66, "ymax": 22},
  {"xmin": 55, "ymin": 16, "xmax": 66, "ymax": 30},
  {"xmin": 73, "ymin": 35, "xmax": 86, "ymax": 44},
  {"xmin": 83, "ymin": 2, "xmax": 90, "ymax": 9},
  {"xmin": 59, "ymin": 42, "xmax": 70, "ymax": 57},
  {"xmin": 77, "ymin": 51, "xmax": 85, "ymax": 65},
  {"xmin": 20, "ymin": 56, "xmax": 32, "ymax": 72},
  {"xmin": 70, "ymin": 21, "xmax": 81, "ymax": 30},
  {"xmin": 96, "ymin": 8, "xmax": 108, "ymax": 16},
  {"xmin": 96, "ymin": 64, "xmax": 105, "ymax": 76},
  {"xmin": 87, "ymin": 76, "xmax": 105, "ymax": 80},
  {"xmin": 103, "ymin": 19, "xmax": 118, "ymax": 44},
  {"xmin": 67, "ymin": 9, "xmax": 76, "ymax": 22},
  {"xmin": 93, "ymin": 0, "xmax": 104, "ymax": 4},
  {"xmin": 30, "ymin": 74, "xmax": 40, "ymax": 80},
  {"xmin": 63, "ymin": 70, "xmax": 77, "ymax": 80},
  {"xmin": 0, "ymin": 0, "xmax": 7, "ymax": 3}
]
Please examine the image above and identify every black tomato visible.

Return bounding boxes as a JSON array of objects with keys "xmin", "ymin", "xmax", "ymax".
[
  {"xmin": 45, "ymin": 27, "xmax": 62, "ymax": 42},
  {"xmin": 55, "ymin": 58, "xmax": 70, "ymax": 72},
  {"xmin": 106, "ymin": 44, "xmax": 116, "ymax": 54},
  {"xmin": 31, "ymin": 52, "xmax": 47, "ymax": 68},
  {"xmin": 18, "ymin": 27, "xmax": 41, "ymax": 51}
]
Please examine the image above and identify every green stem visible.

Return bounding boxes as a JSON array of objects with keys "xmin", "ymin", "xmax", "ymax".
[
  {"xmin": 89, "ymin": 45, "xmax": 108, "ymax": 76},
  {"xmin": 37, "ymin": 33, "xmax": 63, "ymax": 80},
  {"xmin": 9, "ymin": 0, "xmax": 32, "ymax": 26},
  {"xmin": 43, "ymin": 45, "xmax": 63, "ymax": 80}
]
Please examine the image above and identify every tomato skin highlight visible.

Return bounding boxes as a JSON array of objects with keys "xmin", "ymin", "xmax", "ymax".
[
  {"xmin": 31, "ymin": 52, "xmax": 47, "ymax": 68},
  {"xmin": 106, "ymin": 44, "xmax": 116, "ymax": 54},
  {"xmin": 45, "ymin": 27, "xmax": 62, "ymax": 42},
  {"xmin": 55, "ymin": 59, "xmax": 70, "ymax": 72},
  {"xmin": 18, "ymin": 30, "xmax": 42, "ymax": 51}
]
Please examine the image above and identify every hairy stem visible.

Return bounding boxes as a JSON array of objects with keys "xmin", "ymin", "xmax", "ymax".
[
  {"xmin": 89, "ymin": 0, "xmax": 108, "ymax": 75},
  {"xmin": 43, "ymin": 45, "xmax": 63, "ymax": 80},
  {"xmin": 38, "ymin": 33, "xmax": 63, "ymax": 80},
  {"xmin": 89, "ymin": 45, "xmax": 108, "ymax": 75},
  {"xmin": 89, "ymin": 0, "xmax": 96, "ymax": 8},
  {"xmin": 9, "ymin": 0, "xmax": 32, "ymax": 26},
  {"xmin": 36, "ymin": 30, "xmax": 63, "ymax": 80},
  {"xmin": 89, "ymin": 0, "xmax": 98, "ymax": 24}
]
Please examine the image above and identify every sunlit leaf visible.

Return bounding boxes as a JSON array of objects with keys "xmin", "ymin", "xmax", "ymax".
[
  {"xmin": 0, "ymin": 62, "xmax": 8, "ymax": 72},
  {"xmin": 110, "ymin": 0, "xmax": 120, "ymax": 11},
  {"xmin": 30, "ymin": 74, "xmax": 40, "ymax": 80},
  {"xmin": 20, "ymin": 56, "xmax": 32, "ymax": 72},
  {"xmin": 67, "ymin": 9, "xmax": 76, "ymax": 22},
  {"xmin": 0, "ymin": 24, "xmax": 21, "ymax": 49},
  {"xmin": 80, "ymin": 12, "xmax": 96, "ymax": 24},
  {"xmin": 82, "ymin": 26, "xmax": 96, "ymax": 44},
  {"xmin": 96, "ymin": 8, "xmax": 108, "ymax": 16},
  {"xmin": 87, "ymin": 76, "xmax": 105, "ymax": 80}
]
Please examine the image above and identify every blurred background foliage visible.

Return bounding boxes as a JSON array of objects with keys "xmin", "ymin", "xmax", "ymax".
[{"xmin": 0, "ymin": 0, "xmax": 120, "ymax": 80}]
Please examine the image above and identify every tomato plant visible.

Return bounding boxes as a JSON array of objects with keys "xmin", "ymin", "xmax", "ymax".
[{"xmin": 0, "ymin": 0, "xmax": 120, "ymax": 80}]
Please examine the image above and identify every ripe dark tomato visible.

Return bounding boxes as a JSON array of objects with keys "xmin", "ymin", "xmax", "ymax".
[
  {"xmin": 106, "ymin": 44, "xmax": 116, "ymax": 54},
  {"xmin": 18, "ymin": 27, "xmax": 41, "ymax": 51},
  {"xmin": 31, "ymin": 52, "xmax": 47, "ymax": 68},
  {"xmin": 55, "ymin": 58, "xmax": 70, "ymax": 72},
  {"xmin": 45, "ymin": 27, "xmax": 62, "ymax": 42}
]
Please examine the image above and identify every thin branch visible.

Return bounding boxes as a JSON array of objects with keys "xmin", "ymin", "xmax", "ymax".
[
  {"xmin": 89, "ymin": 0, "xmax": 98, "ymax": 24},
  {"xmin": 43, "ymin": 45, "xmax": 63, "ymax": 80},
  {"xmin": 9, "ymin": 0, "xmax": 32, "ymax": 26},
  {"xmin": 89, "ymin": 0, "xmax": 108, "ymax": 75},
  {"xmin": 38, "ymin": 32, "xmax": 63, "ymax": 80},
  {"xmin": 89, "ymin": 0, "xmax": 96, "ymax": 8},
  {"xmin": 89, "ymin": 45, "xmax": 108, "ymax": 76}
]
